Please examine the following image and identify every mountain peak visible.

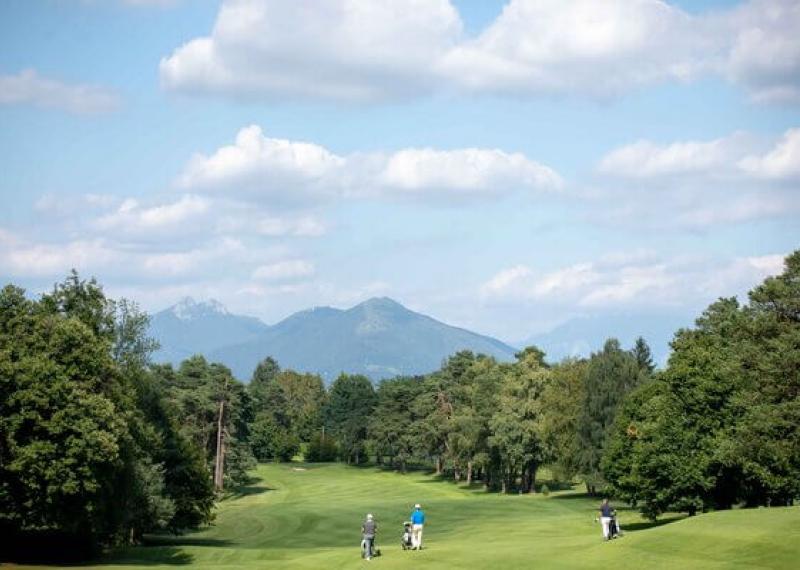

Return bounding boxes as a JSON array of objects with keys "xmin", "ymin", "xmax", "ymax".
[
  {"xmin": 358, "ymin": 297, "xmax": 406, "ymax": 311},
  {"xmin": 171, "ymin": 297, "xmax": 229, "ymax": 320}
]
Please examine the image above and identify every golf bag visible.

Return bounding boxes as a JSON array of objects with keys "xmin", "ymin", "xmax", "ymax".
[
  {"xmin": 609, "ymin": 511, "xmax": 621, "ymax": 538},
  {"xmin": 361, "ymin": 537, "xmax": 381, "ymax": 558},
  {"xmin": 401, "ymin": 522, "xmax": 413, "ymax": 550}
]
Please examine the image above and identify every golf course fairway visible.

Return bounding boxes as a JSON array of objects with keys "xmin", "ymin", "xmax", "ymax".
[{"xmin": 10, "ymin": 463, "xmax": 800, "ymax": 569}]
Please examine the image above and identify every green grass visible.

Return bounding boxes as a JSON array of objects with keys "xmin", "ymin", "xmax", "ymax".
[{"xmin": 7, "ymin": 463, "xmax": 800, "ymax": 569}]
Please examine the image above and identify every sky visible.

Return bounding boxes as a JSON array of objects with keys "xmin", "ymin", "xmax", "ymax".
[{"xmin": 1, "ymin": 0, "xmax": 798, "ymax": 344}]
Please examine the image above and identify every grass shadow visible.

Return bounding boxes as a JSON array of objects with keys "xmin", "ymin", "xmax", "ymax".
[
  {"xmin": 621, "ymin": 515, "xmax": 685, "ymax": 533},
  {"xmin": 226, "ymin": 484, "xmax": 275, "ymax": 500},
  {"xmin": 90, "ymin": 548, "xmax": 195, "ymax": 567},
  {"xmin": 140, "ymin": 535, "xmax": 234, "ymax": 548},
  {"xmin": 1, "ymin": 547, "xmax": 195, "ymax": 567}
]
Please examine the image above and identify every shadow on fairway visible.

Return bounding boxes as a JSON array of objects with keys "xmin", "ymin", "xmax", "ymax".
[
  {"xmin": 622, "ymin": 515, "xmax": 685, "ymax": 533},
  {"xmin": 91, "ymin": 548, "xmax": 195, "ymax": 566},
  {"xmin": 141, "ymin": 535, "xmax": 234, "ymax": 548},
  {"xmin": 1, "ymin": 546, "xmax": 195, "ymax": 567},
  {"xmin": 227, "ymin": 484, "xmax": 275, "ymax": 499}
]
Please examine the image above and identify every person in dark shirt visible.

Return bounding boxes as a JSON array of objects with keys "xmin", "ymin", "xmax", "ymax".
[
  {"xmin": 361, "ymin": 514, "xmax": 377, "ymax": 560},
  {"xmin": 599, "ymin": 498, "xmax": 613, "ymax": 540}
]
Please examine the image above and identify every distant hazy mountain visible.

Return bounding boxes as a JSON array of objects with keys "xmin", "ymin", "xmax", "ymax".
[
  {"xmin": 520, "ymin": 313, "xmax": 693, "ymax": 367},
  {"xmin": 149, "ymin": 297, "xmax": 269, "ymax": 365},
  {"xmin": 150, "ymin": 297, "xmax": 518, "ymax": 382}
]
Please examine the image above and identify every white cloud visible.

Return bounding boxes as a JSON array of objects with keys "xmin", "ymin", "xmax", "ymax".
[
  {"xmin": 177, "ymin": 125, "xmax": 561, "ymax": 202},
  {"xmin": 177, "ymin": 125, "xmax": 344, "ymax": 201},
  {"xmin": 739, "ymin": 128, "xmax": 800, "ymax": 180},
  {"xmin": 0, "ymin": 224, "xmax": 283, "ymax": 284},
  {"xmin": 724, "ymin": 0, "xmax": 800, "ymax": 104},
  {"xmin": 381, "ymin": 148, "xmax": 563, "ymax": 194},
  {"xmin": 440, "ymin": 0, "xmax": 705, "ymax": 97},
  {"xmin": 481, "ymin": 252, "xmax": 786, "ymax": 310},
  {"xmin": 252, "ymin": 259, "xmax": 315, "ymax": 282},
  {"xmin": 158, "ymin": 0, "xmax": 800, "ymax": 104},
  {"xmin": 597, "ymin": 135, "xmax": 746, "ymax": 178},
  {"xmin": 94, "ymin": 195, "xmax": 210, "ymax": 234},
  {"xmin": 745, "ymin": 253, "xmax": 785, "ymax": 275},
  {"xmin": 589, "ymin": 128, "xmax": 800, "ymax": 228},
  {"xmin": 0, "ymin": 69, "xmax": 119, "ymax": 114},
  {"xmin": 160, "ymin": 0, "xmax": 462, "ymax": 102},
  {"xmin": 676, "ymin": 194, "xmax": 799, "ymax": 226},
  {"xmin": 0, "ymin": 234, "xmax": 118, "ymax": 277},
  {"xmin": 481, "ymin": 264, "xmax": 531, "ymax": 296}
]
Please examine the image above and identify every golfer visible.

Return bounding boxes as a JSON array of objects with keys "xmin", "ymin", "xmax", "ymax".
[
  {"xmin": 599, "ymin": 498, "xmax": 613, "ymax": 541},
  {"xmin": 410, "ymin": 503, "xmax": 425, "ymax": 550},
  {"xmin": 361, "ymin": 513, "xmax": 377, "ymax": 561}
]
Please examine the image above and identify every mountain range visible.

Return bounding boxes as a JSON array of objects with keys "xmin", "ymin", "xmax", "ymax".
[
  {"xmin": 149, "ymin": 297, "xmax": 688, "ymax": 382},
  {"xmin": 149, "ymin": 297, "xmax": 518, "ymax": 381}
]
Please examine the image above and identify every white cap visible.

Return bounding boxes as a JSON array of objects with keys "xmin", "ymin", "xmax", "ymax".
[
  {"xmin": 367, "ymin": 513, "xmax": 373, "ymax": 520},
  {"xmin": 414, "ymin": 504, "xmax": 421, "ymax": 509}
]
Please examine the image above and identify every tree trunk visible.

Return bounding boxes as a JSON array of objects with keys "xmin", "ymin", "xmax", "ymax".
[
  {"xmin": 214, "ymin": 398, "xmax": 225, "ymax": 492},
  {"xmin": 435, "ymin": 456, "xmax": 443, "ymax": 475},
  {"xmin": 466, "ymin": 461, "xmax": 473, "ymax": 485},
  {"xmin": 526, "ymin": 463, "xmax": 537, "ymax": 494}
]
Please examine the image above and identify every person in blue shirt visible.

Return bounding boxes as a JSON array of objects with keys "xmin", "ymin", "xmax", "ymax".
[{"xmin": 410, "ymin": 503, "xmax": 425, "ymax": 550}]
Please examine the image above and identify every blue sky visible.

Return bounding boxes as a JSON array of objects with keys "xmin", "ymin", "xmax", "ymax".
[{"xmin": 1, "ymin": 0, "xmax": 798, "ymax": 344}]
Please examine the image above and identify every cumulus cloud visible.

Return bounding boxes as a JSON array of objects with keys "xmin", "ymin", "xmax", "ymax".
[
  {"xmin": 739, "ymin": 128, "xmax": 800, "ymax": 180},
  {"xmin": 159, "ymin": 0, "xmax": 800, "ymax": 104},
  {"xmin": 0, "ymin": 221, "xmax": 292, "ymax": 284},
  {"xmin": 598, "ymin": 128, "xmax": 800, "ymax": 181},
  {"xmin": 94, "ymin": 195, "xmax": 210, "ymax": 234},
  {"xmin": 0, "ymin": 233, "xmax": 118, "ymax": 278},
  {"xmin": 177, "ymin": 125, "xmax": 345, "ymax": 201},
  {"xmin": 481, "ymin": 265, "xmax": 532, "ymax": 296},
  {"xmin": 380, "ymin": 148, "xmax": 562, "ymax": 194},
  {"xmin": 160, "ymin": 0, "xmax": 461, "ymax": 102},
  {"xmin": 440, "ymin": 0, "xmax": 706, "ymax": 97},
  {"xmin": 0, "ymin": 69, "xmax": 119, "ymax": 114},
  {"xmin": 177, "ymin": 125, "xmax": 562, "ymax": 202},
  {"xmin": 597, "ymin": 134, "xmax": 749, "ymax": 179},
  {"xmin": 724, "ymin": 0, "xmax": 800, "ymax": 104},
  {"xmin": 481, "ymin": 252, "xmax": 786, "ymax": 310},
  {"xmin": 589, "ymin": 128, "xmax": 800, "ymax": 227}
]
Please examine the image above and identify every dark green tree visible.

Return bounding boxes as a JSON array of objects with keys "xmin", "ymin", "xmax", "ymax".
[
  {"xmin": 578, "ymin": 338, "xmax": 646, "ymax": 494},
  {"xmin": 539, "ymin": 358, "xmax": 588, "ymax": 481},
  {"xmin": 325, "ymin": 374, "xmax": 376, "ymax": 463},
  {"xmin": 631, "ymin": 336, "xmax": 655, "ymax": 374}
]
